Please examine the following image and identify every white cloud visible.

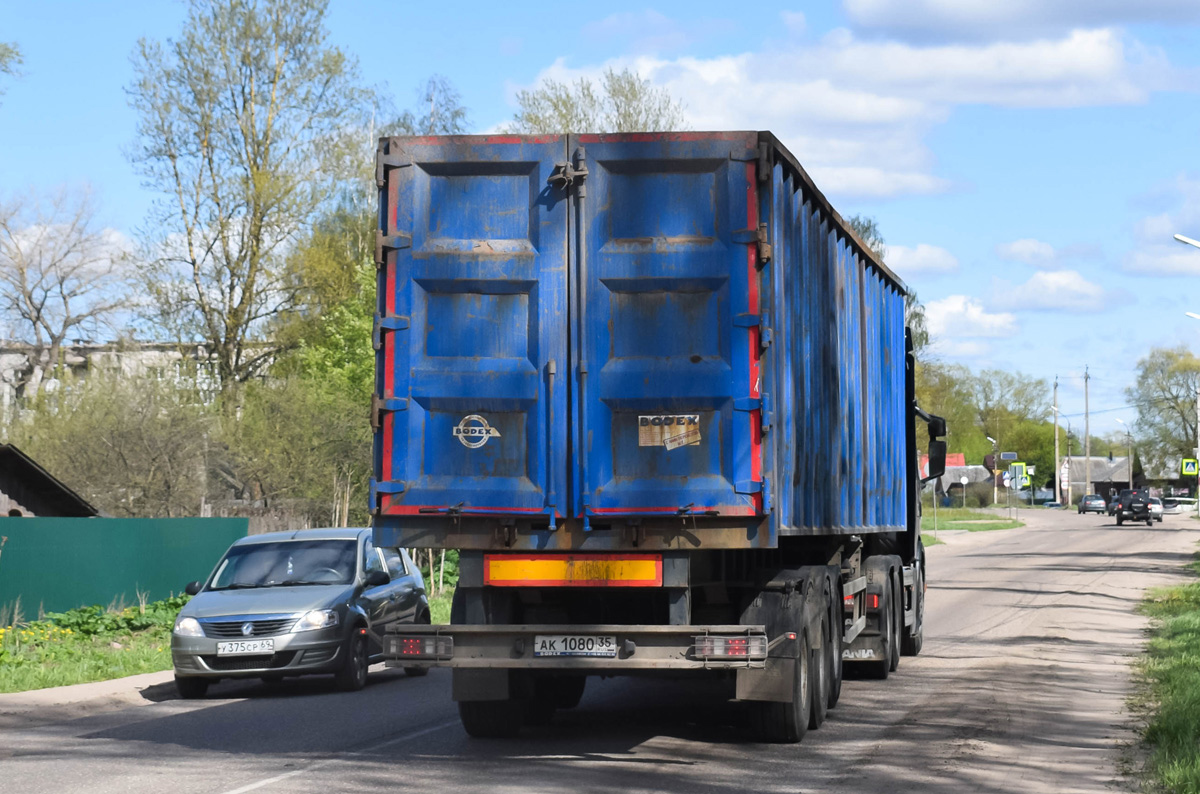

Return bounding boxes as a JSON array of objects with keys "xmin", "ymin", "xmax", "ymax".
[
  {"xmin": 929, "ymin": 338, "xmax": 991, "ymax": 358},
  {"xmin": 818, "ymin": 29, "xmax": 1162, "ymax": 108},
  {"xmin": 781, "ymin": 11, "xmax": 807, "ymax": 36},
  {"xmin": 991, "ymin": 270, "xmax": 1109, "ymax": 312},
  {"xmin": 926, "ymin": 295, "xmax": 1017, "ymax": 338},
  {"xmin": 1123, "ymin": 173, "xmax": 1200, "ymax": 276},
  {"xmin": 997, "ymin": 238, "xmax": 1057, "ymax": 266},
  {"xmin": 507, "ymin": 24, "xmax": 1181, "ymax": 199},
  {"xmin": 887, "ymin": 243, "xmax": 959, "ymax": 276},
  {"xmin": 844, "ymin": 0, "xmax": 1200, "ymax": 42}
]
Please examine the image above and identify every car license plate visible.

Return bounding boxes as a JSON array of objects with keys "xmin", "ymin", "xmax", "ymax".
[
  {"xmin": 533, "ymin": 635, "xmax": 617, "ymax": 658},
  {"xmin": 216, "ymin": 639, "xmax": 274, "ymax": 656}
]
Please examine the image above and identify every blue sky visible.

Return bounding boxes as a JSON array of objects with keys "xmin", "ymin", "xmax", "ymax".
[{"xmin": 3, "ymin": 0, "xmax": 1200, "ymax": 438}]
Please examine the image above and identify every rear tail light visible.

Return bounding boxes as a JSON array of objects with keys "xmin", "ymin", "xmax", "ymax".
[
  {"xmin": 389, "ymin": 635, "xmax": 453, "ymax": 659},
  {"xmin": 867, "ymin": 593, "xmax": 880, "ymax": 610},
  {"xmin": 693, "ymin": 634, "xmax": 768, "ymax": 660}
]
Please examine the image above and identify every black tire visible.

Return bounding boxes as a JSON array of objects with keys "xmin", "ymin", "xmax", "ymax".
[
  {"xmin": 334, "ymin": 631, "xmax": 369, "ymax": 692},
  {"xmin": 754, "ymin": 631, "xmax": 812, "ymax": 743},
  {"xmin": 809, "ymin": 614, "xmax": 830, "ymax": 730},
  {"xmin": 902, "ymin": 557, "xmax": 925, "ymax": 657},
  {"xmin": 549, "ymin": 675, "xmax": 587, "ymax": 710},
  {"xmin": 888, "ymin": 576, "xmax": 901, "ymax": 672},
  {"xmin": 459, "ymin": 699, "xmax": 524, "ymax": 738},
  {"xmin": 1116, "ymin": 515, "xmax": 1123, "ymax": 526},
  {"xmin": 827, "ymin": 578, "xmax": 844, "ymax": 709},
  {"xmin": 175, "ymin": 676, "xmax": 209, "ymax": 699},
  {"xmin": 1148, "ymin": 519, "xmax": 1153, "ymax": 527}
]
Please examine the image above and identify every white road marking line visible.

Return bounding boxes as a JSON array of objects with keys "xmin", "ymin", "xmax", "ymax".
[{"xmin": 219, "ymin": 720, "xmax": 459, "ymax": 794}]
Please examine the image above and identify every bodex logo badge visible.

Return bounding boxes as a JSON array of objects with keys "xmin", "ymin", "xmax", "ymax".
[{"xmin": 454, "ymin": 415, "xmax": 501, "ymax": 449}]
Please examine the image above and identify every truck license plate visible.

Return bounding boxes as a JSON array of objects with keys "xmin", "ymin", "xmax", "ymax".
[
  {"xmin": 216, "ymin": 639, "xmax": 274, "ymax": 656},
  {"xmin": 533, "ymin": 635, "xmax": 617, "ymax": 658}
]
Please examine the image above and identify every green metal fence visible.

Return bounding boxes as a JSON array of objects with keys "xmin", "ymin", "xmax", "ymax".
[{"xmin": 0, "ymin": 518, "xmax": 248, "ymax": 615}]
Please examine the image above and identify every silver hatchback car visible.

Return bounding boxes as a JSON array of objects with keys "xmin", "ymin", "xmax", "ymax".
[{"xmin": 172, "ymin": 528, "xmax": 429, "ymax": 698}]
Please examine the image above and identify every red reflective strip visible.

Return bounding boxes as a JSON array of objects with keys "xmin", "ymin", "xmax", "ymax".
[
  {"xmin": 589, "ymin": 505, "xmax": 758, "ymax": 516},
  {"xmin": 575, "ymin": 131, "xmax": 753, "ymax": 144},
  {"xmin": 867, "ymin": 593, "xmax": 880, "ymax": 609},
  {"xmin": 382, "ymin": 505, "xmax": 561, "ymax": 516},
  {"xmin": 746, "ymin": 160, "xmax": 763, "ymax": 514},
  {"xmin": 381, "ymin": 240, "xmax": 397, "ymax": 508}
]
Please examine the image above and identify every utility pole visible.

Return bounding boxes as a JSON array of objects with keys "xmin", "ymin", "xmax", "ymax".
[
  {"xmin": 1195, "ymin": 387, "xmax": 1199, "ymax": 518},
  {"xmin": 1053, "ymin": 378, "xmax": 1060, "ymax": 505},
  {"xmin": 1084, "ymin": 367, "xmax": 1091, "ymax": 496}
]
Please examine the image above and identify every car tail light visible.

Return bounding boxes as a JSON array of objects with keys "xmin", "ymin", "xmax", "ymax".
[
  {"xmin": 694, "ymin": 634, "xmax": 767, "ymax": 660},
  {"xmin": 389, "ymin": 634, "xmax": 453, "ymax": 659}
]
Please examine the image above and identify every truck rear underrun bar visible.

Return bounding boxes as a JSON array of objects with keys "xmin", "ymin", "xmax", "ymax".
[{"xmin": 385, "ymin": 624, "xmax": 772, "ymax": 671}]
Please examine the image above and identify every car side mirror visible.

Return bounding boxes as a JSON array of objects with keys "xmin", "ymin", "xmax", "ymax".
[
  {"xmin": 184, "ymin": 581, "xmax": 203, "ymax": 596},
  {"xmin": 363, "ymin": 570, "xmax": 390, "ymax": 588}
]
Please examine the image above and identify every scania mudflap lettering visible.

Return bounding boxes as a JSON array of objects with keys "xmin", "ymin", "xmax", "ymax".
[{"xmin": 371, "ymin": 131, "xmax": 947, "ymax": 742}]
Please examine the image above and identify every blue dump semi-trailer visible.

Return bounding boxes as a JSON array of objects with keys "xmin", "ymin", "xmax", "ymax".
[{"xmin": 371, "ymin": 131, "xmax": 947, "ymax": 742}]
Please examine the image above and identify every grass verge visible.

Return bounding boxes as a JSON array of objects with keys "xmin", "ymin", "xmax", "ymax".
[
  {"xmin": 0, "ymin": 597, "xmax": 185, "ymax": 694},
  {"xmin": 1138, "ymin": 556, "xmax": 1200, "ymax": 793},
  {"xmin": 921, "ymin": 507, "xmax": 1023, "ymax": 533}
]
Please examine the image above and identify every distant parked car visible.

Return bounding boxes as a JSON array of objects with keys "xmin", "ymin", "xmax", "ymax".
[
  {"xmin": 1162, "ymin": 498, "xmax": 1197, "ymax": 516},
  {"xmin": 1078, "ymin": 494, "xmax": 1106, "ymax": 514},
  {"xmin": 1149, "ymin": 497, "xmax": 1164, "ymax": 523},
  {"xmin": 171, "ymin": 528, "xmax": 429, "ymax": 699}
]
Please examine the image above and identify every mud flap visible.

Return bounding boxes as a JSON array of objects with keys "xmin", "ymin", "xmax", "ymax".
[
  {"xmin": 844, "ymin": 555, "xmax": 897, "ymax": 665},
  {"xmin": 452, "ymin": 669, "xmax": 510, "ymax": 702},
  {"xmin": 736, "ymin": 567, "xmax": 821, "ymax": 702}
]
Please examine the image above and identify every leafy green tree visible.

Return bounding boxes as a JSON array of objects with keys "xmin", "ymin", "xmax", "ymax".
[
  {"xmin": 128, "ymin": 0, "xmax": 371, "ymax": 392},
  {"xmin": 223, "ymin": 377, "xmax": 372, "ymax": 525},
  {"xmin": 508, "ymin": 67, "xmax": 686, "ymax": 133},
  {"xmin": 0, "ymin": 41, "xmax": 20, "ymax": 101},
  {"xmin": 1127, "ymin": 346, "xmax": 1200, "ymax": 472},
  {"xmin": 9, "ymin": 370, "xmax": 213, "ymax": 517}
]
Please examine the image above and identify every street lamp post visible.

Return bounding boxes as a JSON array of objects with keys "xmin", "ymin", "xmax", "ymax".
[
  {"xmin": 987, "ymin": 435, "xmax": 998, "ymax": 506},
  {"xmin": 1116, "ymin": 418, "xmax": 1134, "ymax": 492}
]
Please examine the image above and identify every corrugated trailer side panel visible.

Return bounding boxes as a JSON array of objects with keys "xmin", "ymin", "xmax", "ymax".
[{"xmin": 766, "ymin": 142, "xmax": 908, "ymax": 536}]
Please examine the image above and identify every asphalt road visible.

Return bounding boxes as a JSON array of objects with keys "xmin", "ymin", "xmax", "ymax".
[{"xmin": 1, "ymin": 509, "xmax": 1197, "ymax": 794}]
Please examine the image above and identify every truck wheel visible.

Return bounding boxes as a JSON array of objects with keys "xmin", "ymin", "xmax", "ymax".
[
  {"xmin": 902, "ymin": 564, "xmax": 925, "ymax": 656},
  {"xmin": 459, "ymin": 699, "xmax": 524, "ymax": 738},
  {"xmin": 549, "ymin": 675, "xmax": 587, "ymax": 709},
  {"xmin": 175, "ymin": 676, "xmax": 209, "ymax": 700},
  {"xmin": 809, "ymin": 614, "xmax": 830, "ymax": 730},
  {"xmin": 827, "ymin": 578, "xmax": 844, "ymax": 708},
  {"xmin": 334, "ymin": 631, "xmax": 369, "ymax": 692},
  {"xmin": 888, "ymin": 576, "xmax": 902, "ymax": 672},
  {"xmin": 754, "ymin": 631, "xmax": 811, "ymax": 743}
]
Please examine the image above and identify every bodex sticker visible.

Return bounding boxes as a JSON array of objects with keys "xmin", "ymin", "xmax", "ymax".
[
  {"xmin": 638, "ymin": 415, "xmax": 701, "ymax": 449},
  {"xmin": 454, "ymin": 415, "xmax": 501, "ymax": 448}
]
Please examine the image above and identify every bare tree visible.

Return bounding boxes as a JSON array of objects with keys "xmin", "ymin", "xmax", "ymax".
[
  {"xmin": 0, "ymin": 188, "xmax": 132, "ymax": 397},
  {"xmin": 128, "ymin": 0, "xmax": 370, "ymax": 393},
  {"xmin": 0, "ymin": 41, "xmax": 20, "ymax": 102},
  {"xmin": 508, "ymin": 67, "xmax": 686, "ymax": 134}
]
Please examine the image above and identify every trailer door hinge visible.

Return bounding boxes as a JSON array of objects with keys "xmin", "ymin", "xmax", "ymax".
[
  {"xmin": 375, "ymin": 144, "xmax": 412, "ymax": 188},
  {"xmin": 374, "ymin": 230, "xmax": 412, "ymax": 268},
  {"xmin": 370, "ymin": 394, "xmax": 409, "ymax": 430}
]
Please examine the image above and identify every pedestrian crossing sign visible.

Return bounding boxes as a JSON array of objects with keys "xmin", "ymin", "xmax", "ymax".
[{"xmin": 1183, "ymin": 458, "xmax": 1198, "ymax": 477}]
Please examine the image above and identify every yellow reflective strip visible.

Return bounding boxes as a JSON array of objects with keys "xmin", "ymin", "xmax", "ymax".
[{"xmin": 488, "ymin": 557, "xmax": 659, "ymax": 583}]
